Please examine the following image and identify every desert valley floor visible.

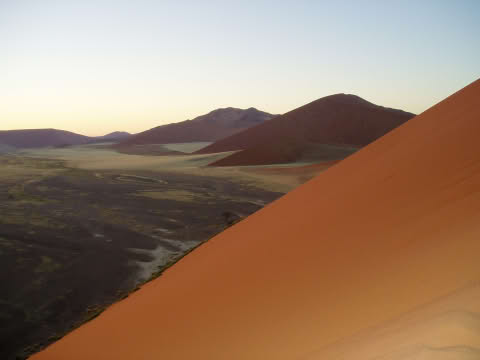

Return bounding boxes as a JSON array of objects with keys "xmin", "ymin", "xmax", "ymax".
[{"xmin": 0, "ymin": 142, "xmax": 337, "ymax": 359}]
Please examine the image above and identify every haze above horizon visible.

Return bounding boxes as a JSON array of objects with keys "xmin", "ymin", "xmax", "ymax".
[{"xmin": 1, "ymin": 0, "xmax": 479, "ymax": 136}]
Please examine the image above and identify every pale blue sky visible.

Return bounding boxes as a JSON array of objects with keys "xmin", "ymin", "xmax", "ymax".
[{"xmin": 1, "ymin": 0, "xmax": 479, "ymax": 135}]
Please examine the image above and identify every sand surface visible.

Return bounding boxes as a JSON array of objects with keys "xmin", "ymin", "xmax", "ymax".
[
  {"xmin": 20, "ymin": 145, "xmax": 324, "ymax": 193},
  {"xmin": 32, "ymin": 79, "xmax": 480, "ymax": 359}
]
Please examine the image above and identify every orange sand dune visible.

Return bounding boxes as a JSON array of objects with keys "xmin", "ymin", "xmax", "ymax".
[
  {"xmin": 302, "ymin": 282, "xmax": 480, "ymax": 359},
  {"xmin": 32, "ymin": 78, "xmax": 480, "ymax": 360}
]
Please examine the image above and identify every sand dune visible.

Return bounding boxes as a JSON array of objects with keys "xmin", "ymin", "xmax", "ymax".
[
  {"xmin": 198, "ymin": 94, "xmax": 414, "ymax": 166},
  {"xmin": 301, "ymin": 283, "xmax": 480, "ymax": 359},
  {"xmin": 32, "ymin": 78, "xmax": 480, "ymax": 359}
]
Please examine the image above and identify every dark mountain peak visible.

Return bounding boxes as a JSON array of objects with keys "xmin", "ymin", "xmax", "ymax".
[
  {"xmin": 203, "ymin": 106, "xmax": 267, "ymax": 116},
  {"xmin": 103, "ymin": 131, "xmax": 131, "ymax": 137},
  {"xmin": 118, "ymin": 106, "xmax": 275, "ymax": 146},
  {"xmin": 100, "ymin": 131, "xmax": 131, "ymax": 139}
]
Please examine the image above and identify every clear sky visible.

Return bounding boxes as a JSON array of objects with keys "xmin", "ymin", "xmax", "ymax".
[{"xmin": 1, "ymin": 0, "xmax": 479, "ymax": 136}]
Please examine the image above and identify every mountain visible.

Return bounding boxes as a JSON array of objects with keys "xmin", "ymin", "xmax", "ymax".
[
  {"xmin": 117, "ymin": 107, "xmax": 276, "ymax": 147},
  {"xmin": 0, "ymin": 129, "xmax": 134, "ymax": 148},
  {"xmin": 86, "ymin": 131, "xmax": 133, "ymax": 144},
  {"xmin": 98, "ymin": 131, "xmax": 131, "ymax": 140},
  {"xmin": 30, "ymin": 78, "xmax": 480, "ymax": 359},
  {"xmin": 0, "ymin": 129, "xmax": 91, "ymax": 148},
  {"xmin": 197, "ymin": 94, "xmax": 415, "ymax": 166}
]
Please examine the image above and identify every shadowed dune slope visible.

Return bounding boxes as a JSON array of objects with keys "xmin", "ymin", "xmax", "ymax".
[
  {"xmin": 32, "ymin": 79, "xmax": 480, "ymax": 360},
  {"xmin": 197, "ymin": 94, "xmax": 414, "ymax": 165},
  {"xmin": 117, "ymin": 107, "xmax": 275, "ymax": 147}
]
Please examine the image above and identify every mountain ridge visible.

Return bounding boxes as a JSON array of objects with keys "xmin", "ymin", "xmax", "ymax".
[
  {"xmin": 0, "ymin": 129, "xmax": 133, "ymax": 148},
  {"xmin": 117, "ymin": 107, "xmax": 276, "ymax": 147}
]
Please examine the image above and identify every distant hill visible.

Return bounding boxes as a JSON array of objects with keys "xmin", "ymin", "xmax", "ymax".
[
  {"xmin": 117, "ymin": 107, "xmax": 276, "ymax": 147},
  {"xmin": 197, "ymin": 94, "xmax": 415, "ymax": 166},
  {"xmin": 87, "ymin": 131, "xmax": 132, "ymax": 144},
  {"xmin": 0, "ymin": 129, "xmax": 91, "ymax": 148},
  {"xmin": 96, "ymin": 131, "xmax": 132, "ymax": 140},
  {"xmin": 0, "ymin": 129, "xmax": 134, "ymax": 148}
]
